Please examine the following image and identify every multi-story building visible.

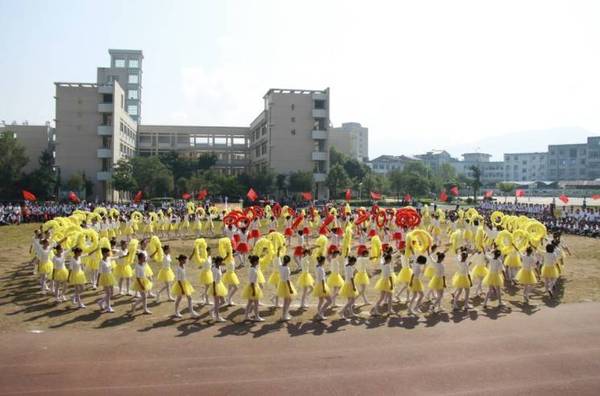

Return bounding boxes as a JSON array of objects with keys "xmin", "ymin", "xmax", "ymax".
[
  {"xmin": 416, "ymin": 150, "xmax": 457, "ymax": 171},
  {"xmin": 54, "ymin": 81, "xmax": 137, "ymax": 201},
  {"xmin": 137, "ymin": 125, "xmax": 250, "ymax": 176},
  {"xmin": 451, "ymin": 153, "xmax": 504, "ymax": 185},
  {"xmin": 587, "ymin": 136, "xmax": 600, "ymax": 180},
  {"xmin": 249, "ymin": 88, "xmax": 331, "ymax": 198},
  {"xmin": 0, "ymin": 123, "xmax": 55, "ymax": 173},
  {"xmin": 96, "ymin": 49, "xmax": 143, "ymax": 122},
  {"xmin": 329, "ymin": 122, "xmax": 369, "ymax": 162},
  {"xmin": 503, "ymin": 152, "xmax": 547, "ymax": 181},
  {"xmin": 368, "ymin": 155, "xmax": 422, "ymax": 174},
  {"xmin": 547, "ymin": 142, "xmax": 589, "ymax": 181}
]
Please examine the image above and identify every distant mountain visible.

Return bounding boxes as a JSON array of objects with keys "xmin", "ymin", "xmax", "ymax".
[{"xmin": 446, "ymin": 127, "xmax": 598, "ymax": 161}]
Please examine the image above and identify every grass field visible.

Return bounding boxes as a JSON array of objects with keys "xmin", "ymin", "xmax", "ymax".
[{"xmin": 1, "ymin": 223, "xmax": 600, "ymax": 334}]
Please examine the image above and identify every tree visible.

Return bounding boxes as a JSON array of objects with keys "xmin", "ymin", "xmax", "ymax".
[
  {"xmin": 112, "ymin": 159, "xmax": 138, "ymax": 195},
  {"xmin": 82, "ymin": 172, "xmax": 94, "ymax": 200},
  {"xmin": 326, "ymin": 164, "xmax": 349, "ymax": 199},
  {"xmin": 497, "ymin": 182, "xmax": 516, "ymax": 202},
  {"xmin": 66, "ymin": 172, "xmax": 84, "ymax": 192},
  {"xmin": 388, "ymin": 169, "xmax": 404, "ymax": 201},
  {"xmin": 0, "ymin": 132, "xmax": 28, "ymax": 199},
  {"xmin": 130, "ymin": 156, "xmax": 173, "ymax": 197},
  {"xmin": 288, "ymin": 171, "xmax": 314, "ymax": 193},
  {"xmin": 197, "ymin": 153, "xmax": 218, "ymax": 171},
  {"xmin": 276, "ymin": 174, "xmax": 287, "ymax": 197},
  {"xmin": 468, "ymin": 165, "xmax": 482, "ymax": 203},
  {"xmin": 176, "ymin": 177, "xmax": 190, "ymax": 196},
  {"xmin": 343, "ymin": 158, "xmax": 368, "ymax": 180},
  {"xmin": 21, "ymin": 148, "xmax": 56, "ymax": 200},
  {"xmin": 329, "ymin": 147, "xmax": 346, "ymax": 166},
  {"xmin": 153, "ymin": 169, "xmax": 174, "ymax": 197}
]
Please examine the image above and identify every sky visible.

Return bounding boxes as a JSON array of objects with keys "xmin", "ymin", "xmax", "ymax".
[{"xmin": 1, "ymin": 0, "xmax": 600, "ymax": 160}]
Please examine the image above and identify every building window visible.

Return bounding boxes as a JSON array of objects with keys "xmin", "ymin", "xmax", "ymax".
[
  {"xmin": 261, "ymin": 142, "xmax": 267, "ymax": 155},
  {"xmin": 127, "ymin": 105, "xmax": 138, "ymax": 115},
  {"xmin": 291, "ymin": 117, "xmax": 295, "ymax": 122},
  {"xmin": 128, "ymin": 74, "xmax": 139, "ymax": 84},
  {"xmin": 128, "ymin": 90, "xmax": 138, "ymax": 100},
  {"xmin": 115, "ymin": 59, "xmax": 125, "ymax": 68},
  {"xmin": 128, "ymin": 59, "xmax": 139, "ymax": 68},
  {"xmin": 291, "ymin": 104, "xmax": 295, "ymax": 111},
  {"xmin": 314, "ymin": 99, "xmax": 326, "ymax": 109},
  {"xmin": 291, "ymin": 129, "xmax": 296, "ymax": 135}
]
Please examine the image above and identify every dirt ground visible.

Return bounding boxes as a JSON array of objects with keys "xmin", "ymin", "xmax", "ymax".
[{"xmin": 1, "ymin": 223, "xmax": 600, "ymax": 334}]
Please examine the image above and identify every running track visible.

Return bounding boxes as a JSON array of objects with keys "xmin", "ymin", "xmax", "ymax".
[{"xmin": 1, "ymin": 302, "xmax": 600, "ymax": 395}]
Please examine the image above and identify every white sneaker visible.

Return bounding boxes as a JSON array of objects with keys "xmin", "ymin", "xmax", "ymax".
[
  {"xmin": 191, "ymin": 311, "xmax": 200, "ymax": 318},
  {"xmin": 254, "ymin": 316, "xmax": 265, "ymax": 322},
  {"xmin": 174, "ymin": 312, "xmax": 182, "ymax": 318}
]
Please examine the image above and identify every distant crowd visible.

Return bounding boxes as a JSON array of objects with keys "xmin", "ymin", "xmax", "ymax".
[
  {"xmin": 477, "ymin": 201, "xmax": 600, "ymax": 238},
  {"xmin": 2, "ymin": 199, "xmax": 600, "ymax": 238}
]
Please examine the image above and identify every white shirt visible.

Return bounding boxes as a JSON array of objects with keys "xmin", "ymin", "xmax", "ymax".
[
  {"xmin": 344, "ymin": 265, "xmax": 355, "ymax": 282},
  {"xmin": 69, "ymin": 257, "xmax": 83, "ymax": 272},
  {"xmin": 543, "ymin": 252, "xmax": 557, "ymax": 267},
  {"xmin": 411, "ymin": 262, "xmax": 422, "ymax": 278},
  {"xmin": 162, "ymin": 254, "xmax": 172, "ymax": 269},
  {"xmin": 52, "ymin": 253, "xmax": 65, "ymax": 270},
  {"xmin": 381, "ymin": 263, "xmax": 392, "ymax": 278},
  {"xmin": 357, "ymin": 257, "xmax": 369, "ymax": 272},
  {"xmin": 203, "ymin": 256, "xmax": 212, "ymax": 271},
  {"xmin": 434, "ymin": 261, "xmax": 445, "ymax": 277},
  {"xmin": 248, "ymin": 267, "xmax": 258, "ymax": 284},
  {"xmin": 301, "ymin": 256, "xmax": 311, "ymax": 273},
  {"xmin": 330, "ymin": 256, "xmax": 342, "ymax": 273},
  {"xmin": 279, "ymin": 265, "xmax": 291, "ymax": 281},
  {"xmin": 522, "ymin": 255, "xmax": 535, "ymax": 270},
  {"xmin": 135, "ymin": 263, "xmax": 146, "ymax": 278},
  {"xmin": 456, "ymin": 260, "xmax": 469, "ymax": 275},
  {"xmin": 488, "ymin": 258, "xmax": 503, "ymax": 273},
  {"xmin": 175, "ymin": 266, "xmax": 186, "ymax": 281},
  {"xmin": 315, "ymin": 265, "xmax": 326, "ymax": 282},
  {"xmin": 39, "ymin": 245, "xmax": 53, "ymax": 263},
  {"xmin": 212, "ymin": 265, "xmax": 223, "ymax": 282},
  {"xmin": 100, "ymin": 258, "xmax": 112, "ymax": 274}
]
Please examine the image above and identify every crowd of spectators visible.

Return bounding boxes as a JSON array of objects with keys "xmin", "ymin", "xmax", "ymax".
[
  {"xmin": 478, "ymin": 201, "xmax": 600, "ymax": 238},
  {"xmin": 3, "ymin": 199, "xmax": 600, "ymax": 238}
]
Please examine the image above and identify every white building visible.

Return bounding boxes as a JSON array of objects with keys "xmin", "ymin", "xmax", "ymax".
[
  {"xmin": 329, "ymin": 122, "xmax": 369, "ymax": 162},
  {"xmin": 451, "ymin": 153, "xmax": 504, "ymax": 185},
  {"xmin": 503, "ymin": 152, "xmax": 548, "ymax": 181},
  {"xmin": 368, "ymin": 155, "xmax": 422, "ymax": 174}
]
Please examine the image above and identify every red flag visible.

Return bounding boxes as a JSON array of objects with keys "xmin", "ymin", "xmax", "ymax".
[
  {"xmin": 450, "ymin": 186, "xmax": 459, "ymax": 196},
  {"xmin": 515, "ymin": 189, "xmax": 525, "ymax": 197},
  {"xmin": 483, "ymin": 190, "xmax": 493, "ymax": 198},
  {"xmin": 133, "ymin": 190, "xmax": 143, "ymax": 203},
  {"xmin": 301, "ymin": 192, "xmax": 313, "ymax": 201},
  {"xmin": 403, "ymin": 194, "xmax": 412, "ymax": 202},
  {"xmin": 439, "ymin": 191, "xmax": 448, "ymax": 202},
  {"xmin": 22, "ymin": 190, "xmax": 36, "ymax": 202},
  {"xmin": 559, "ymin": 194, "xmax": 569, "ymax": 204},
  {"xmin": 345, "ymin": 189, "xmax": 352, "ymax": 201},
  {"xmin": 68, "ymin": 191, "xmax": 79, "ymax": 203},
  {"xmin": 370, "ymin": 191, "xmax": 382, "ymax": 200},
  {"xmin": 247, "ymin": 188, "xmax": 258, "ymax": 202},
  {"xmin": 593, "ymin": 194, "xmax": 600, "ymax": 200},
  {"xmin": 197, "ymin": 189, "xmax": 208, "ymax": 200},
  {"xmin": 182, "ymin": 192, "xmax": 192, "ymax": 200}
]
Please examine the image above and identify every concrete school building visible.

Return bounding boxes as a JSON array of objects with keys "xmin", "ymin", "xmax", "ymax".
[
  {"xmin": 0, "ymin": 123, "xmax": 55, "ymax": 174},
  {"xmin": 44, "ymin": 49, "xmax": 368, "ymax": 201}
]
